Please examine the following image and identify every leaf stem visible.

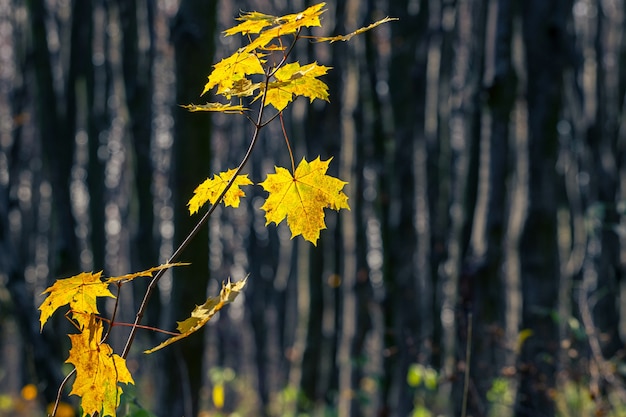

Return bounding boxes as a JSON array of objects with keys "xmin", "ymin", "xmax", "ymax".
[{"xmin": 279, "ymin": 112, "xmax": 296, "ymax": 173}]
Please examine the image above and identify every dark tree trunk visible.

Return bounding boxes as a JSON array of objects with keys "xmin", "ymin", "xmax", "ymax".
[
  {"xmin": 459, "ymin": 0, "xmax": 516, "ymax": 415},
  {"xmin": 376, "ymin": 0, "xmax": 429, "ymax": 415},
  {"xmin": 118, "ymin": 0, "xmax": 157, "ymax": 272},
  {"xmin": 18, "ymin": 0, "xmax": 81, "ymax": 404},
  {"xmin": 117, "ymin": 0, "xmax": 159, "ymax": 334},
  {"xmin": 586, "ymin": 0, "xmax": 624, "ymax": 363},
  {"xmin": 515, "ymin": 1, "xmax": 571, "ymax": 415},
  {"xmin": 161, "ymin": 2, "xmax": 216, "ymax": 416},
  {"xmin": 27, "ymin": 0, "xmax": 80, "ymax": 276}
]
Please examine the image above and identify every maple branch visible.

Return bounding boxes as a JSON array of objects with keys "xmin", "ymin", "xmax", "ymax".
[{"xmin": 122, "ymin": 74, "xmax": 272, "ymax": 360}]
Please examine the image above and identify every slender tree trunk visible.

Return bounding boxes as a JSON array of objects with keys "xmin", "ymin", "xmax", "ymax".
[
  {"xmin": 162, "ymin": 2, "xmax": 216, "ymax": 415},
  {"xmin": 117, "ymin": 0, "xmax": 160, "ymax": 335},
  {"xmin": 376, "ymin": 0, "xmax": 429, "ymax": 415},
  {"xmin": 118, "ymin": 0, "xmax": 157, "ymax": 272},
  {"xmin": 459, "ymin": 0, "xmax": 516, "ymax": 415},
  {"xmin": 586, "ymin": 0, "xmax": 624, "ymax": 363},
  {"xmin": 27, "ymin": 0, "xmax": 80, "ymax": 276},
  {"xmin": 515, "ymin": 1, "xmax": 571, "ymax": 415}
]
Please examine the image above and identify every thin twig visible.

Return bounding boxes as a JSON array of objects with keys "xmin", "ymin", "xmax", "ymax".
[{"xmin": 50, "ymin": 368, "xmax": 76, "ymax": 417}]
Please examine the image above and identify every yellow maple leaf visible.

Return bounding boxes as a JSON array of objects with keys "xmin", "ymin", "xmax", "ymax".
[
  {"xmin": 66, "ymin": 320, "xmax": 134, "ymax": 417},
  {"xmin": 241, "ymin": 3, "xmax": 327, "ymax": 53},
  {"xmin": 105, "ymin": 263, "xmax": 189, "ymax": 283},
  {"xmin": 144, "ymin": 278, "xmax": 247, "ymax": 354},
  {"xmin": 202, "ymin": 50, "xmax": 265, "ymax": 97},
  {"xmin": 313, "ymin": 16, "xmax": 399, "ymax": 43},
  {"xmin": 272, "ymin": 2, "xmax": 325, "ymax": 35},
  {"xmin": 223, "ymin": 11, "xmax": 277, "ymax": 36},
  {"xmin": 259, "ymin": 157, "xmax": 349, "ymax": 245},
  {"xmin": 39, "ymin": 271, "xmax": 115, "ymax": 331},
  {"xmin": 261, "ymin": 62, "xmax": 330, "ymax": 111},
  {"xmin": 188, "ymin": 168, "xmax": 253, "ymax": 215},
  {"xmin": 181, "ymin": 102, "xmax": 248, "ymax": 114}
]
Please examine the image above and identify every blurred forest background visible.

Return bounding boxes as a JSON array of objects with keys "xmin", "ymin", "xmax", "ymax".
[{"xmin": 1, "ymin": 0, "xmax": 626, "ymax": 416}]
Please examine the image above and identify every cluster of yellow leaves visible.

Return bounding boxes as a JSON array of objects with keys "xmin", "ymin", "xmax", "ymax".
[
  {"xmin": 189, "ymin": 157, "xmax": 349, "ymax": 245},
  {"xmin": 38, "ymin": 263, "xmax": 247, "ymax": 416},
  {"xmin": 195, "ymin": 3, "xmax": 328, "ymax": 112},
  {"xmin": 39, "ymin": 3, "xmax": 394, "ymax": 416},
  {"xmin": 191, "ymin": 2, "xmax": 393, "ymax": 114},
  {"xmin": 38, "ymin": 264, "xmax": 185, "ymax": 417}
]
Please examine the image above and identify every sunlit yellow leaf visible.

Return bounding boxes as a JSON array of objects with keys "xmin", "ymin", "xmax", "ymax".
[
  {"xmin": 260, "ymin": 62, "xmax": 330, "ymax": 111},
  {"xmin": 202, "ymin": 50, "xmax": 265, "ymax": 96},
  {"xmin": 259, "ymin": 44, "xmax": 287, "ymax": 52},
  {"xmin": 144, "ymin": 278, "xmax": 247, "ymax": 354},
  {"xmin": 181, "ymin": 102, "xmax": 247, "ymax": 113},
  {"xmin": 66, "ymin": 320, "xmax": 134, "ymax": 417},
  {"xmin": 273, "ymin": 2, "xmax": 326, "ymax": 34},
  {"xmin": 313, "ymin": 17, "xmax": 398, "ymax": 43},
  {"xmin": 213, "ymin": 383, "xmax": 225, "ymax": 409},
  {"xmin": 105, "ymin": 263, "xmax": 189, "ymax": 283},
  {"xmin": 39, "ymin": 271, "xmax": 114, "ymax": 331},
  {"xmin": 517, "ymin": 329, "xmax": 534, "ymax": 353},
  {"xmin": 188, "ymin": 168, "xmax": 253, "ymax": 215},
  {"xmin": 259, "ymin": 157, "xmax": 349, "ymax": 245},
  {"xmin": 241, "ymin": 3, "xmax": 327, "ymax": 53},
  {"xmin": 224, "ymin": 11, "xmax": 277, "ymax": 36}
]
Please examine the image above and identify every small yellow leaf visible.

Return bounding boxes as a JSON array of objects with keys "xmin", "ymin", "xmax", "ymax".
[
  {"xmin": 240, "ymin": 3, "xmax": 327, "ymax": 53},
  {"xmin": 517, "ymin": 329, "xmax": 534, "ymax": 353},
  {"xmin": 314, "ymin": 17, "xmax": 399, "ymax": 43},
  {"xmin": 202, "ymin": 50, "xmax": 265, "ymax": 97},
  {"xmin": 181, "ymin": 102, "xmax": 248, "ymax": 113},
  {"xmin": 39, "ymin": 271, "xmax": 115, "ymax": 331},
  {"xmin": 66, "ymin": 320, "xmax": 134, "ymax": 417},
  {"xmin": 260, "ymin": 62, "xmax": 331, "ymax": 111},
  {"xmin": 144, "ymin": 278, "xmax": 247, "ymax": 354},
  {"xmin": 224, "ymin": 11, "xmax": 277, "ymax": 36},
  {"xmin": 213, "ymin": 383, "xmax": 225, "ymax": 409},
  {"xmin": 105, "ymin": 263, "xmax": 189, "ymax": 283},
  {"xmin": 272, "ymin": 2, "xmax": 326, "ymax": 34},
  {"xmin": 188, "ymin": 168, "xmax": 253, "ymax": 215},
  {"xmin": 259, "ymin": 157, "xmax": 350, "ymax": 245}
]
